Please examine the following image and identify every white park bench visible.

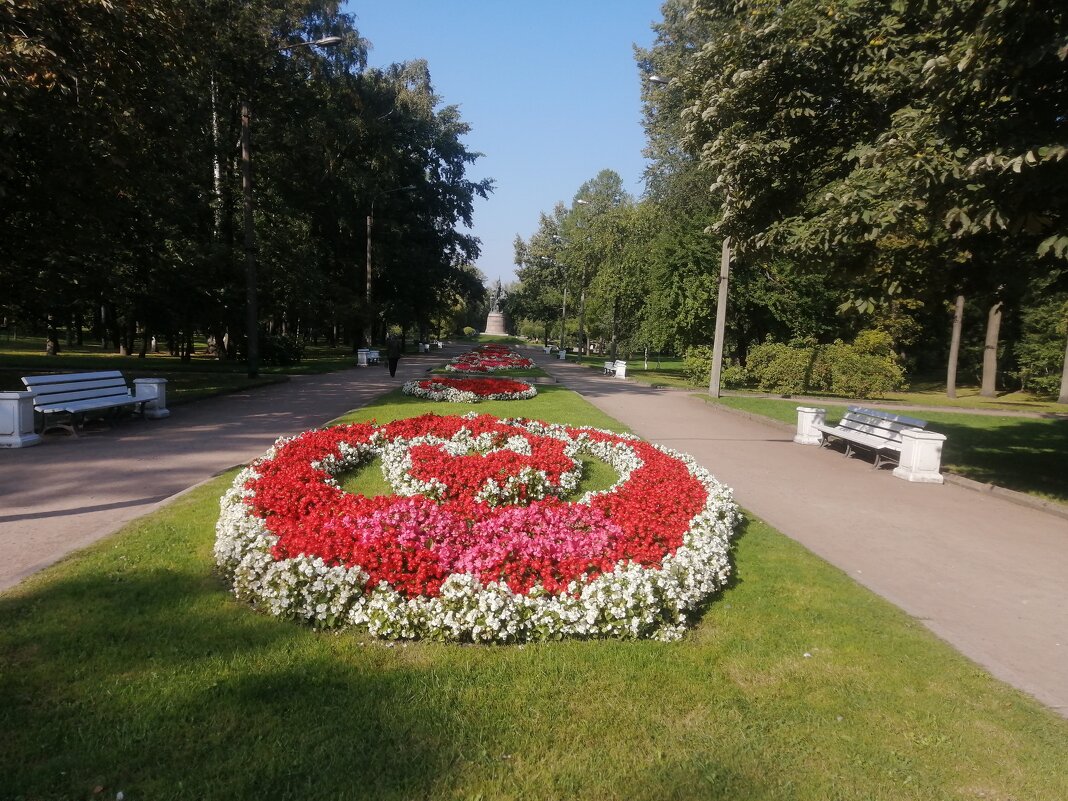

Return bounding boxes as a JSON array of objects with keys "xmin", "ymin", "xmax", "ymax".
[
  {"xmin": 813, "ymin": 405, "xmax": 927, "ymax": 470},
  {"xmin": 21, "ymin": 370, "xmax": 169, "ymax": 435},
  {"xmin": 603, "ymin": 360, "xmax": 627, "ymax": 378}
]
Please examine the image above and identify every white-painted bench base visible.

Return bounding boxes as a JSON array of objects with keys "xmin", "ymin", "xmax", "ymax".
[
  {"xmin": 0, "ymin": 391, "xmax": 42, "ymax": 447},
  {"xmin": 794, "ymin": 406, "xmax": 826, "ymax": 445},
  {"xmin": 892, "ymin": 428, "xmax": 946, "ymax": 483}
]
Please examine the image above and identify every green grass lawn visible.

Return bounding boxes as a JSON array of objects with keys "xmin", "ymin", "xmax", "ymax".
[
  {"xmin": 0, "ymin": 336, "xmax": 363, "ymax": 403},
  {"xmin": 708, "ymin": 396, "xmax": 1068, "ymax": 503},
  {"xmin": 568, "ymin": 351, "xmax": 1067, "ymax": 412},
  {"xmin": 3, "ymin": 388, "xmax": 1067, "ymax": 800},
  {"xmin": 574, "ymin": 353, "xmax": 694, "ymax": 388}
]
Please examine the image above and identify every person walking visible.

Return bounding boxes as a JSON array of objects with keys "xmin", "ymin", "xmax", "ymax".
[{"xmin": 386, "ymin": 333, "xmax": 402, "ymax": 377}]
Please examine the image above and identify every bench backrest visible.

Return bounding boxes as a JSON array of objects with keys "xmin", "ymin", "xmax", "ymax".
[
  {"xmin": 22, "ymin": 371, "xmax": 133, "ymax": 407},
  {"xmin": 838, "ymin": 405, "xmax": 927, "ymax": 446}
]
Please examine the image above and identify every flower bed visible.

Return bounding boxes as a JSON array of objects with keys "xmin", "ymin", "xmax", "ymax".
[
  {"xmin": 402, "ymin": 376, "xmax": 537, "ymax": 403},
  {"xmin": 215, "ymin": 413, "xmax": 740, "ymax": 642},
  {"xmin": 445, "ymin": 345, "xmax": 535, "ymax": 372}
]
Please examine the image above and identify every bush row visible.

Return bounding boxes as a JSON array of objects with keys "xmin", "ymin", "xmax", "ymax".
[{"xmin": 684, "ymin": 330, "xmax": 907, "ymax": 399}]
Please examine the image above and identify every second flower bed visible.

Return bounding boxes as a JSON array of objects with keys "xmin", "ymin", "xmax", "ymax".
[{"xmin": 403, "ymin": 376, "xmax": 537, "ymax": 403}]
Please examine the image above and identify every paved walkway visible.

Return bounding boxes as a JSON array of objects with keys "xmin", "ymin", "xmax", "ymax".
[
  {"xmin": 2, "ymin": 346, "xmax": 1065, "ymax": 716},
  {"xmin": 536, "ymin": 353, "xmax": 1068, "ymax": 715},
  {"xmin": 0, "ymin": 350, "xmax": 453, "ymax": 591}
]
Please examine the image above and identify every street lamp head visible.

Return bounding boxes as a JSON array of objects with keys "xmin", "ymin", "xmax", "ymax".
[
  {"xmin": 278, "ymin": 36, "xmax": 344, "ymax": 52},
  {"xmin": 575, "ymin": 199, "xmax": 589, "ymax": 206},
  {"xmin": 648, "ymin": 74, "xmax": 670, "ymax": 86}
]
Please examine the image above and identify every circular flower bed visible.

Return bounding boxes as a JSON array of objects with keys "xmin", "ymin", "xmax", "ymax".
[
  {"xmin": 402, "ymin": 376, "xmax": 537, "ymax": 403},
  {"xmin": 215, "ymin": 413, "xmax": 740, "ymax": 642},
  {"xmin": 445, "ymin": 345, "xmax": 535, "ymax": 372}
]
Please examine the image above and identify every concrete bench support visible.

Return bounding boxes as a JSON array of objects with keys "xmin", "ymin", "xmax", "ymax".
[
  {"xmin": 893, "ymin": 428, "xmax": 946, "ymax": 484},
  {"xmin": 0, "ymin": 391, "xmax": 42, "ymax": 448},
  {"xmin": 134, "ymin": 378, "xmax": 170, "ymax": 419},
  {"xmin": 794, "ymin": 406, "xmax": 826, "ymax": 445}
]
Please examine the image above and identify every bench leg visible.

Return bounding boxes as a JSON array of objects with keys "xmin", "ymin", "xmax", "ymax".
[{"xmin": 39, "ymin": 411, "xmax": 78, "ymax": 437}]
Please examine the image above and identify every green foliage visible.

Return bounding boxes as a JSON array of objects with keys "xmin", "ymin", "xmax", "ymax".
[
  {"xmin": 744, "ymin": 331, "xmax": 906, "ymax": 399},
  {"xmin": 258, "ymin": 332, "xmax": 305, "ymax": 366},
  {"xmin": 0, "ymin": 1, "xmax": 492, "ymax": 361},
  {"xmin": 462, "ymin": 326, "xmax": 476, "ymax": 337},
  {"xmin": 682, "ymin": 345, "xmax": 713, "ymax": 386},
  {"xmin": 1013, "ymin": 294, "xmax": 1068, "ymax": 396},
  {"xmin": 721, "ymin": 362, "xmax": 748, "ymax": 389}
]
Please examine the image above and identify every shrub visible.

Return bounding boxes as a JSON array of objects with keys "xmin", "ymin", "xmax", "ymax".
[
  {"xmin": 721, "ymin": 363, "xmax": 748, "ymax": 389},
  {"xmin": 462, "ymin": 326, "xmax": 477, "ymax": 337},
  {"xmin": 682, "ymin": 345, "xmax": 713, "ymax": 386},
  {"xmin": 1013, "ymin": 295, "xmax": 1068, "ymax": 397},
  {"xmin": 259, "ymin": 332, "xmax": 304, "ymax": 366},
  {"xmin": 824, "ymin": 345, "xmax": 906, "ymax": 398},
  {"xmin": 742, "ymin": 330, "xmax": 905, "ymax": 399}
]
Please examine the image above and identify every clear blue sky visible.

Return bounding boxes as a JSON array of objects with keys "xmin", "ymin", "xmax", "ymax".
[{"xmin": 344, "ymin": 0, "xmax": 664, "ymax": 284}]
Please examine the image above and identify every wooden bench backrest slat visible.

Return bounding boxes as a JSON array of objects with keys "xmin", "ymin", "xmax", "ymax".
[
  {"xmin": 33, "ymin": 388, "xmax": 134, "ymax": 406},
  {"xmin": 836, "ymin": 419, "xmax": 902, "ymax": 442},
  {"xmin": 22, "ymin": 371, "xmax": 127, "ymax": 388},
  {"xmin": 846, "ymin": 405, "xmax": 927, "ymax": 429},
  {"xmin": 24, "ymin": 377, "xmax": 130, "ymax": 394}
]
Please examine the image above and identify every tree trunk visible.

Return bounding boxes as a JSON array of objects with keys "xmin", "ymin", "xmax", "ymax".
[
  {"xmin": 578, "ymin": 280, "xmax": 587, "ymax": 355},
  {"xmin": 946, "ymin": 294, "xmax": 965, "ymax": 399},
  {"xmin": 609, "ymin": 296, "xmax": 619, "ymax": 361},
  {"xmin": 980, "ymin": 300, "xmax": 1003, "ymax": 397},
  {"xmin": 1058, "ymin": 330, "xmax": 1068, "ymax": 405}
]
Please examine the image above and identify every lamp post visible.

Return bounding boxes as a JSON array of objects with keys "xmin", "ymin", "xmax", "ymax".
[
  {"xmin": 574, "ymin": 198, "xmax": 591, "ymax": 355},
  {"xmin": 365, "ymin": 184, "xmax": 416, "ymax": 348},
  {"xmin": 242, "ymin": 35, "xmax": 341, "ymax": 377},
  {"xmin": 708, "ymin": 237, "xmax": 730, "ymax": 397},
  {"xmin": 646, "ymin": 72, "xmax": 731, "ymax": 397},
  {"xmin": 549, "ymin": 237, "xmax": 568, "ymax": 354}
]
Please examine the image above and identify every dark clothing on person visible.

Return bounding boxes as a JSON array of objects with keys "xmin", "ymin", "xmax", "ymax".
[{"xmin": 386, "ymin": 337, "xmax": 402, "ymax": 377}]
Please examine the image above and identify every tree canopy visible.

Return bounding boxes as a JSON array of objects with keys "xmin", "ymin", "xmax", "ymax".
[{"xmin": 0, "ymin": 0, "xmax": 491, "ymax": 356}]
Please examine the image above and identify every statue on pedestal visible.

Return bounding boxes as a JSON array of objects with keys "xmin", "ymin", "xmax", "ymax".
[{"xmin": 484, "ymin": 278, "xmax": 508, "ymax": 336}]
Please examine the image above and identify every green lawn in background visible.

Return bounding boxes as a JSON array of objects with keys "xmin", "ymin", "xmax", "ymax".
[
  {"xmin": 708, "ymin": 396, "xmax": 1068, "ymax": 503},
  {"xmin": 567, "ymin": 350, "xmax": 1067, "ymax": 412},
  {"xmin": 2, "ymin": 388, "xmax": 1067, "ymax": 800},
  {"xmin": 0, "ymin": 336, "xmax": 361, "ymax": 403}
]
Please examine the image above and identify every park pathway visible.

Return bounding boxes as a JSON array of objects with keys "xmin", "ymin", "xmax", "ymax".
[
  {"xmin": 0, "ymin": 348, "xmax": 455, "ymax": 592},
  {"xmin": 536, "ymin": 351, "xmax": 1068, "ymax": 716}
]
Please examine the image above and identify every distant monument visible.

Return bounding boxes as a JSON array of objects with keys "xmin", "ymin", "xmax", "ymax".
[{"xmin": 484, "ymin": 278, "xmax": 507, "ymax": 335}]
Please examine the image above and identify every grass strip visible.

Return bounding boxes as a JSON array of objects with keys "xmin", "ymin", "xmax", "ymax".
[
  {"xmin": 707, "ymin": 396, "xmax": 1068, "ymax": 503},
  {"xmin": 2, "ymin": 389, "xmax": 1066, "ymax": 800}
]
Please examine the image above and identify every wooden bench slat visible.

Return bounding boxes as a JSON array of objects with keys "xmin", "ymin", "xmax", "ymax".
[
  {"xmin": 22, "ymin": 371, "xmax": 126, "ymax": 387},
  {"xmin": 37, "ymin": 397, "xmax": 140, "ymax": 414},
  {"xmin": 29, "ymin": 386, "xmax": 133, "ymax": 404},
  {"xmin": 846, "ymin": 405, "xmax": 927, "ymax": 428}
]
